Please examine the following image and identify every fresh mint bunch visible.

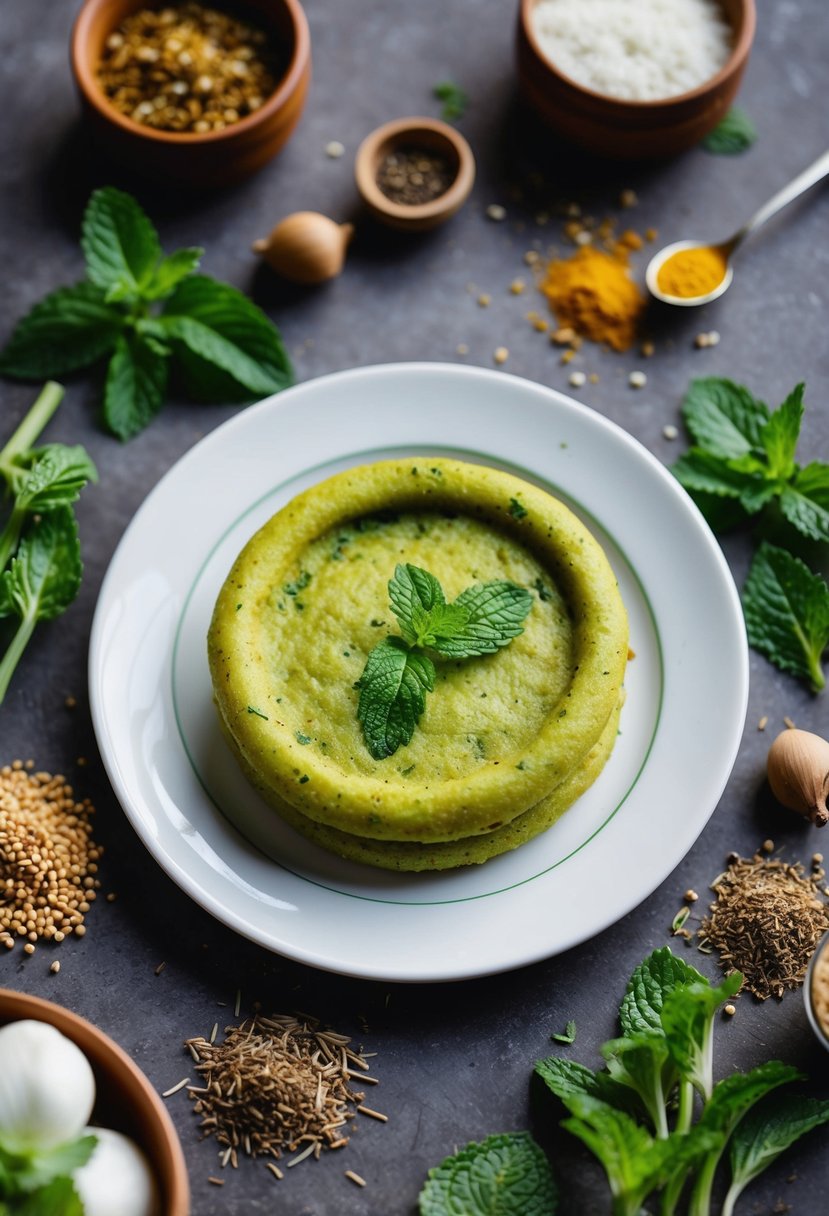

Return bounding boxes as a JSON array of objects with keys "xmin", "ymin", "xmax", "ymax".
[
  {"xmin": 0, "ymin": 187, "xmax": 292, "ymax": 441},
  {"xmin": 671, "ymin": 377, "xmax": 829, "ymax": 691},
  {"xmin": 536, "ymin": 947, "xmax": 829, "ymax": 1216},
  {"xmin": 356, "ymin": 562, "xmax": 533, "ymax": 759},
  {"xmin": 0, "ymin": 383, "xmax": 96, "ymax": 704},
  {"xmin": 0, "ymin": 1132, "xmax": 96, "ymax": 1215},
  {"xmin": 419, "ymin": 1131, "xmax": 557, "ymax": 1216}
]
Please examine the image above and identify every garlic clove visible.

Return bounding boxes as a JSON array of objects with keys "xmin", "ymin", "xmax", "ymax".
[
  {"xmin": 73, "ymin": 1126, "xmax": 160, "ymax": 1216},
  {"xmin": 0, "ymin": 1020, "xmax": 95, "ymax": 1153},
  {"xmin": 767, "ymin": 728, "xmax": 829, "ymax": 827},
  {"xmin": 252, "ymin": 211, "xmax": 354, "ymax": 284}
]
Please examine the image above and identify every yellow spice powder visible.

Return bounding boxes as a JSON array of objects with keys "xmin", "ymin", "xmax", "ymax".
[
  {"xmin": 656, "ymin": 245, "xmax": 728, "ymax": 300},
  {"xmin": 539, "ymin": 246, "xmax": 645, "ymax": 352}
]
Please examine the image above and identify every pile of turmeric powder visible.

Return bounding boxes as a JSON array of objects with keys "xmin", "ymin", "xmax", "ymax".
[{"xmin": 539, "ymin": 243, "xmax": 645, "ymax": 352}]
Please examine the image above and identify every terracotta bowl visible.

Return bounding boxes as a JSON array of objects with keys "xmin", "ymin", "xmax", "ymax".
[
  {"xmin": 516, "ymin": 0, "xmax": 756, "ymax": 159},
  {"xmin": 0, "ymin": 988, "xmax": 189, "ymax": 1215},
  {"xmin": 354, "ymin": 117, "xmax": 476, "ymax": 232},
  {"xmin": 71, "ymin": 0, "xmax": 311, "ymax": 188}
]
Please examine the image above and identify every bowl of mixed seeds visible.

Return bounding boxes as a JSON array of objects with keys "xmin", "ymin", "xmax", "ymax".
[{"xmin": 71, "ymin": 0, "xmax": 311, "ymax": 186}]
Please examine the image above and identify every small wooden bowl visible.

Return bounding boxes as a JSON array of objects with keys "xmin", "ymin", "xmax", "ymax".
[
  {"xmin": 0, "ymin": 989, "xmax": 189, "ymax": 1215},
  {"xmin": 354, "ymin": 117, "xmax": 475, "ymax": 232},
  {"xmin": 516, "ymin": 0, "xmax": 756, "ymax": 159},
  {"xmin": 71, "ymin": 0, "xmax": 311, "ymax": 188}
]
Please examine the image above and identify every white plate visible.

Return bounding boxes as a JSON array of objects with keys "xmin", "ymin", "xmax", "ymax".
[{"xmin": 89, "ymin": 363, "xmax": 748, "ymax": 982}]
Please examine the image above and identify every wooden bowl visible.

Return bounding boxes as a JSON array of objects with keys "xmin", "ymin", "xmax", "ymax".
[
  {"xmin": 0, "ymin": 989, "xmax": 189, "ymax": 1215},
  {"xmin": 516, "ymin": 0, "xmax": 756, "ymax": 159},
  {"xmin": 354, "ymin": 117, "xmax": 475, "ymax": 232},
  {"xmin": 71, "ymin": 0, "xmax": 311, "ymax": 188}
]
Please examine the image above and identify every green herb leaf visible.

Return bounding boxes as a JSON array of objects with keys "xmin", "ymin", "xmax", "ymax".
[
  {"xmin": 724, "ymin": 1093, "xmax": 829, "ymax": 1215},
  {"xmin": 157, "ymin": 275, "xmax": 292, "ymax": 400},
  {"xmin": 601, "ymin": 1034, "xmax": 675, "ymax": 1140},
  {"xmin": 701, "ymin": 107, "xmax": 757, "ymax": 154},
  {"xmin": 760, "ymin": 383, "xmax": 803, "ymax": 480},
  {"xmin": 559, "ymin": 1096, "xmax": 666, "ymax": 1216},
  {"xmin": 619, "ymin": 946, "xmax": 706, "ymax": 1037},
  {"xmin": 742, "ymin": 541, "xmax": 829, "ymax": 691},
  {"xmin": 142, "ymin": 247, "xmax": 204, "ymax": 300},
  {"xmin": 419, "ymin": 1132, "xmax": 556, "ymax": 1216},
  {"xmin": 660, "ymin": 973, "xmax": 742, "ymax": 1100},
  {"xmin": 551, "ymin": 1020, "xmax": 577, "ymax": 1044},
  {"xmin": 671, "ymin": 449, "xmax": 769, "ymax": 504},
  {"xmin": 430, "ymin": 581, "xmax": 533, "ymax": 658},
  {"xmin": 779, "ymin": 462, "xmax": 829, "ymax": 543},
  {"xmin": 432, "ymin": 80, "xmax": 468, "ymax": 122},
  {"xmin": 682, "ymin": 377, "xmax": 769, "ymax": 459},
  {"xmin": 15, "ymin": 446, "xmax": 98, "ymax": 513},
  {"xmin": 0, "ymin": 284, "xmax": 123, "ymax": 379},
  {"xmin": 388, "ymin": 563, "xmax": 445, "ymax": 645},
  {"xmin": 534, "ymin": 1057, "xmax": 644, "ymax": 1121},
  {"xmin": 357, "ymin": 636, "xmax": 435, "ymax": 760},
  {"xmin": 14, "ymin": 1176, "xmax": 84, "ymax": 1216},
  {"xmin": 103, "ymin": 333, "xmax": 170, "ymax": 441},
  {"xmin": 8, "ymin": 1135, "xmax": 97, "ymax": 1196},
  {"xmin": 81, "ymin": 186, "xmax": 162, "ymax": 298}
]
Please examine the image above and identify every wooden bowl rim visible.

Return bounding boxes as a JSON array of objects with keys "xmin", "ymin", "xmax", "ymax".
[
  {"xmin": 71, "ymin": 0, "xmax": 310, "ymax": 145},
  {"xmin": 519, "ymin": 0, "xmax": 756, "ymax": 112},
  {"xmin": 0, "ymin": 988, "xmax": 190, "ymax": 1215},
  {"xmin": 354, "ymin": 117, "xmax": 476, "ymax": 222}
]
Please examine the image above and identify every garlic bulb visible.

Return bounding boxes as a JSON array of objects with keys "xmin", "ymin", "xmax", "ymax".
[
  {"xmin": 767, "ymin": 728, "xmax": 829, "ymax": 827},
  {"xmin": 252, "ymin": 211, "xmax": 354, "ymax": 284},
  {"xmin": 0, "ymin": 1020, "xmax": 95, "ymax": 1153},
  {"xmin": 73, "ymin": 1127, "xmax": 160, "ymax": 1216}
]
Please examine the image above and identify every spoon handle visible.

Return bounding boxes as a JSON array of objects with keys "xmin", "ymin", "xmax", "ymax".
[{"xmin": 729, "ymin": 148, "xmax": 829, "ymax": 252}]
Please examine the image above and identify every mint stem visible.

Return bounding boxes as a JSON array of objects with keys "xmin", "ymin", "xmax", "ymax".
[
  {"xmin": 0, "ymin": 611, "xmax": 37, "ymax": 705},
  {"xmin": 0, "ymin": 382, "xmax": 64, "ymax": 471},
  {"xmin": 676, "ymin": 1079, "xmax": 695, "ymax": 1134},
  {"xmin": 0, "ymin": 504, "xmax": 26, "ymax": 572}
]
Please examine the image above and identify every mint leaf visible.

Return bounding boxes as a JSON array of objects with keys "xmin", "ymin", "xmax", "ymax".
[
  {"xmin": 81, "ymin": 186, "xmax": 161, "ymax": 298},
  {"xmin": 559, "ymin": 1096, "xmax": 665, "ymax": 1216},
  {"xmin": 15, "ymin": 1176, "xmax": 84, "ymax": 1216},
  {"xmin": 601, "ymin": 1034, "xmax": 675, "ymax": 1140},
  {"xmin": 619, "ymin": 946, "xmax": 706, "ymax": 1037},
  {"xmin": 0, "ymin": 284, "xmax": 123, "ymax": 379},
  {"xmin": 661, "ymin": 973, "xmax": 742, "ymax": 1100},
  {"xmin": 157, "ymin": 275, "xmax": 292, "ymax": 399},
  {"xmin": 534, "ymin": 1057, "xmax": 644, "ymax": 1121},
  {"xmin": 780, "ymin": 462, "xmax": 829, "ymax": 542},
  {"xmin": 761, "ymin": 383, "xmax": 803, "ymax": 480},
  {"xmin": 388, "ymin": 563, "xmax": 445, "ymax": 645},
  {"xmin": 671, "ymin": 449, "xmax": 768, "ymax": 508},
  {"xmin": 432, "ymin": 80, "xmax": 468, "ymax": 122},
  {"xmin": 681, "ymin": 378, "xmax": 769, "ymax": 459},
  {"xmin": 701, "ymin": 107, "xmax": 757, "ymax": 154},
  {"xmin": 15, "ymin": 446, "xmax": 97, "ymax": 513},
  {"xmin": 357, "ymin": 636, "xmax": 435, "ymax": 759},
  {"xmin": 143, "ymin": 247, "xmax": 203, "ymax": 300},
  {"xmin": 551, "ymin": 1020, "xmax": 577, "ymax": 1044},
  {"xmin": 419, "ymin": 1132, "xmax": 556, "ymax": 1216},
  {"xmin": 742, "ymin": 541, "xmax": 829, "ymax": 691},
  {"xmin": 103, "ymin": 333, "xmax": 169, "ymax": 441},
  {"xmin": 430, "ymin": 581, "xmax": 533, "ymax": 658},
  {"xmin": 11, "ymin": 1135, "xmax": 97, "ymax": 1194},
  {"xmin": 724, "ymin": 1093, "xmax": 829, "ymax": 1214}
]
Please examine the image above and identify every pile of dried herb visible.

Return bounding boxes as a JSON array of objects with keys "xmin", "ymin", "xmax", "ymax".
[
  {"xmin": 184, "ymin": 1013, "xmax": 381, "ymax": 1174},
  {"xmin": 699, "ymin": 851, "xmax": 829, "ymax": 999}
]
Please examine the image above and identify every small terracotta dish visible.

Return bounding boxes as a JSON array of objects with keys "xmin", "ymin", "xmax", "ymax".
[
  {"xmin": 355, "ymin": 117, "xmax": 475, "ymax": 232},
  {"xmin": 71, "ymin": 0, "xmax": 311, "ymax": 188},
  {"xmin": 516, "ymin": 0, "xmax": 756, "ymax": 159},
  {"xmin": 804, "ymin": 929, "xmax": 829, "ymax": 1054},
  {"xmin": 0, "ymin": 988, "xmax": 190, "ymax": 1215}
]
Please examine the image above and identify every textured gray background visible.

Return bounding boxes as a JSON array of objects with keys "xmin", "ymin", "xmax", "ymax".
[{"xmin": 1, "ymin": 1, "xmax": 828, "ymax": 1213}]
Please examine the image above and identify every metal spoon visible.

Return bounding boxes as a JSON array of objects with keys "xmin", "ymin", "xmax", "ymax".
[{"xmin": 646, "ymin": 148, "xmax": 829, "ymax": 306}]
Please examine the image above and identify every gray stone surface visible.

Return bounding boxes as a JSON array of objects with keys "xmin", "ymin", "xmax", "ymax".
[{"xmin": 1, "ymin": 1, "xmax": 828, "ymax": 1213}]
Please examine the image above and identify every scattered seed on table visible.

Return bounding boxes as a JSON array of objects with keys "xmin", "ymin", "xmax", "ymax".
[
  {"xmin": 325, "ymin": 140, "xmax": 345, "ymax": 158},
  {"xmin": 493, "ymin": 347, "xmax": 509, "ymax": 365},
  {"xmin": 50, "ymin": 960, "xmax": 60, "ymax": 974},
  {"xmin": 723, "ymin": 1004, "xmax": 736, "ymax": 1017},
  {"xmin": 486, "ymin": 204, "xmax": 506, "ymax": 221},
  {"xmin": 663, "ymin": 424, "xmax": 678, "ymax": 440},
  {"xmin": 477, "ymin": 293, "xmax": 491, "ymax": 307},
  {"xmin": 509, "ymin": 278, "xmax": 525, "ymax": 295},
  {"xmin": 345, "ymin": 1170, "xmax": 367, "ymax": 1187},
  {"xmin": 162, "ymin": 1077, "xmax": 190, "ymax": 1098},
  {"xmin": 455, "ymin": 343, "xmax": 469, "ymax": 356},
  {"xmin": 629, "ymin": 370, "xmax": 647, "ymax": 389},
  {"xmin": 356, "ymin": 1105, "xmax": 388, "ymax": 1122},
  {"xmin": 619, "ymin": 188, "xmax": 638, "ymax": 208},
  {"xmin": 758, "ymin": 715, "xmax": 768, "ymax": 730},
  {"xmin": 208, "ymin": 1177, "xmax": 225, "ymax": 1186},
  {"xmin": 155, "ymin": 961, "xmax": 166, "ymax": 975},
  {"xmin": 265, "ymin": 1162, "xmax": 284, "ymax": 1180},
  {"xmin": 568, "ymin": 371, "xmax": 586, "ymax": 388}
]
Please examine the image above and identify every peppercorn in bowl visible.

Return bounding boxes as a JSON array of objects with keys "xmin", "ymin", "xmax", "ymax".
[{"xmin": 71, "ymin": 0, "xmax": 310, "ymax": 187}]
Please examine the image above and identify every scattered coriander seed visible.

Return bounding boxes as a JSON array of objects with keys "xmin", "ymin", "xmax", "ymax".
[
  {"xmin": 509, "ymin": 278, "xmax": 526, "ymax": 295},
  {"xmin": 551, "ymin": 326, "xmax": 577, "ymax": 346},
  {"xmin": 493, "ymin": 346, "xmax": 509, "ymax": 365},
  {"xmin": 50, "ymin": 960, "xmax": 60, "ymax": 974},
  {"xmin": 640, "ymin": 340, "xmax": 655, "ymax": 358},
  {"xmin": 524, "ymin": 250, "xmax": 540, "ymax": 266},
  {"xmin": 707, "ymin": 330, "xmax": 720, "ymax": 345},
  {"xmin": 723, "ymin": 1003, "xmax": 736, "ymax": 1017},
  {"xmin": 629, "ymin": 370, "xmax": 647, "ymax": 389},
  {"xmin": 106, "ymin": 892, "xmax": 117, "ymax": 902},
  {"xmin": 695, "ymin": 332, "xmax": 711, "ymax": 349},
  {"xmin": 486, "ymin": 204, "xmax": 506, "ymax": 221},
  {"xmin": 74, "ymin": 924, "xmax": 86, "ymax": 937},
  {"xmin": 325, "ymin": 140, "xmax": 345, "ymax": 158},
  {"xmin": 455, "ymin": 343, "xmax": 469, "ymax": 356},
  {"xmin": 813, "ymin": 854, "xmax": 824, "ymax": 865},
  {"xmin": 533, "ymin": 318, "xmax": 549, "ymax": 332},
  {"xmin": 662, "ymin": 424, "xmax": 679, "ymax": 440},
  {"xmin": 568, "ymin": 371, "xmax": 586, "ymax": 388},
  {"xmin": 762, "ymin": 839, "xmax": 775, "ymax": 853},
  {"xmin": 619, "ymin": 188, "xmax": 638, "ymax": 208},
  {"xmin": 684, "ymin": 889, "xmax": 699, "ymax": 902},
  {"xmin": 560, "ymin": 349, "xmax": 575, "ymax": 365},
  {"xmin": 758, "ymin": 715, "xmax": 769, "ymax": 730},
  {"xmin": 575, "ymin": 230, "xmax": 592, "ymax": 246},
  {"xmin": 477, "ymin": 293, "xmax": 491, "ymax": 307},
  {"xmin": 23, "ymin": 942, "xmax": 35, "ymax": 955}
]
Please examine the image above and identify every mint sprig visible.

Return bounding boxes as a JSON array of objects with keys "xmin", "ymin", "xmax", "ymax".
[
  {"xmin": 742, "ymin": 541, "xmax": 829, "ymax": 692},
  {"xmin": 357, "ymin": 563, "xmax": 533, "ymax": 759},
  {"xmin": 0, "ymin": 186, "xmax": 293, "ymax": 440},
  {"xmin": 419, "ymin": 1132, "xmax": 557, "ymax": 1216}
]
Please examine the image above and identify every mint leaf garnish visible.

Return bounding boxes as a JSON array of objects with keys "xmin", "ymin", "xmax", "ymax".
[
  {"xmin": 701, "ymin": 107, "xmax": 757, "ymax": 154},
  {"xmin": 432, "ymin": 80, "xmax": 468, "ymax": 122},
  {"xmin": 0, "ymin": 187, "xmax": 292, "ymax": 439},
  {"xmin": 552, "ymin": 1020, "xmax": 577, "ymax": 1044},
  {"xmin": 418, "ymin": 1132, "xmax": 557, "ymax": 1216},
  {"xmin": 742, "ymin": 541, "xmax": 829, "ymax": 691},
  {"xmin": 81, "ymin": 186, "xmax": 162, "ymax": 299},
  {"xmin": 619, "ymin": 946, "xmax": 706, "ymax": 1037},
  {"xmin": 760, "ymin": 383, "xmax": 803, "ymax": 480},
  {"xmin": 357, "ymin": 636, "xmax": 435, "ymax": 760},
  {"xmin": 780, "ymin": 462, "xmax": 829, "ymax": 542},
  {"xmin": 682, "ymin": 377, "xmax": 768, "ymax": 458},
  {"xmin": 356, "ymin": 563, "xmax": 533, "ymax": 757}
]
